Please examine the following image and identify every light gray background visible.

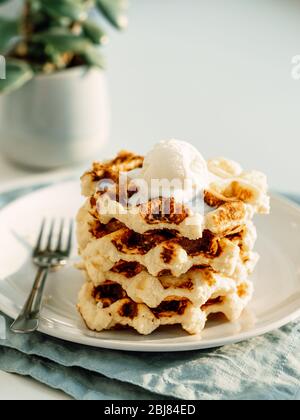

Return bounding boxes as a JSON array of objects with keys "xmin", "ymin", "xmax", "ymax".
[
  {"xmin": 1, "ymin": 0, "xmax": 300, "ymax": 192},
  {"xmin": 107, "ymin": 0, "xmax": 300, "ymax": 193}
]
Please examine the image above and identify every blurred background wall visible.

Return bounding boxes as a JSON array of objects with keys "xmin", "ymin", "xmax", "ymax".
[{"xmin": 1, "ymin": 0, "xmax": 300, "ymax": 192}]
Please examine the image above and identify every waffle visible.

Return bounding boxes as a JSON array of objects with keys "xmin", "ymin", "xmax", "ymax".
[
  {"xmin": 81, "ymin": 152, "xmax": 270, "ymax": 214},
  {"xmin": 76, "ymin": 150, "xmax": 269, "ymax": 336},
  {"xmin": 78, "ymin": 277, "xmax": 253, "ymax": 335},
  {"xmin": 77, "ymin": 196, "xmax": 257, "ymax": 251},
  {"xmin": 77, "ymin": 246, "xmax": 258, "ymax": 287},
  {"xmin": 77, "ymin": 202, "xmax": 256, "ymax": 278},
  {"xmin": 79, "ymin": 152, "xmax": 268, "ymax": 243},
  {"xmin": 78, "ymin": 262, "xmax": 254, "ymax": 308},
  {"xmin": 95, "ymin": 191, "xmax": 255, "ymax": 240},
  {"xmin": 207, "ymin": 158, "xmax": 270, "ymax": 214},
  {"xmin": 77, "ymin": 194, "xmax": 257, "ymax": 275},
  {"xmin": 81, "ymin": 151, "xmax": 144, "ymax": 197},
  {"xmin": 79, "ymin": 227, "xmax": 241, "ymax": 278}
]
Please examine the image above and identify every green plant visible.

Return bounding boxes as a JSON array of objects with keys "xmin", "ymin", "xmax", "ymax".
[{"xmin": 0, "ymin": 0, "xmax": 128, "ymax": 94}]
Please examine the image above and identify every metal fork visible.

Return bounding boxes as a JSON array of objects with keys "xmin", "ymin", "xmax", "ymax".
[{"xmin": 10, "ymin": 219, "xmax": 73, "ymax": 334}]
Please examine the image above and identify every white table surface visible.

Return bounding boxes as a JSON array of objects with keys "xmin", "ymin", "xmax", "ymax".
[
  {"xmin": 1, "ymin": 0, "xmax": 300, "ymax": 400},
  {"xmin": 0, "ymin": 371, "xmax": 70, "ymax": 400}
]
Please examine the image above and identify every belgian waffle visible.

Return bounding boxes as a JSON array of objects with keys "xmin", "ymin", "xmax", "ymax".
[
  {"xmin": 78, "ymin": 263, "xmax": 253, "ymax": 309},
  {"xmin": 76, "ymin": 150, "xmax": 269, "ymax": 336},
  {"xmin": 77, "ymin": 198, "xmax": 257, "ymax": 278},
  {"xmin": 81, "ymin": 152, "xmax": 269, "ymax": 214},
  {"xmin": 78, "ymin": 277, "xmax": 253, "ymax": 335},
  {"xmin": 79, "ymin": 226, "xmax": 240, "ymax": 278},
  {"xmin": 77, "ymin": 246, "xmax": 258, "ymax": 288},
  {"xmin": 81, "ymin": 151, "xmax": 144, "ymax": 197},
  {"xmin": 94, "ymin": 191, "xmax": 255, "ymax": 240},
  {"xmin": 81, "ymin": 170, "xmax": 263, "ymax": 242}
]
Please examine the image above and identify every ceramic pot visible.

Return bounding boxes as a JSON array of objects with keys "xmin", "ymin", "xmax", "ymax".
[{"xmin": 0, "ymin": 66, "xmax": 110, "ymax": 169}]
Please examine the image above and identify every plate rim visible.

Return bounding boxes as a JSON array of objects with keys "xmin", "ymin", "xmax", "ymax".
[
  {"xmin": 0, "ymin": 179, "xmax": 299, "ymax": 352},
  {"xmin": 0, "ymin": 294, "xmax": 299, "ymax": 352}
]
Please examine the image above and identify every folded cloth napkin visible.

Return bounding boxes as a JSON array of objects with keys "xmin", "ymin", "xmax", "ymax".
[
  {"xmin": 0, "ymin": 184, "xmax": 299, "ymax": 400},
  {"xmin": 0, "ymin": 313, "xmax": 299, "ymax": 400}
]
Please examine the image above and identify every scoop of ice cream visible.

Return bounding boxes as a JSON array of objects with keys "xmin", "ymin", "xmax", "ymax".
[
  {"xmin": 128, "ymin": 139, "xmax": 208, "ymax": 205},
  {"xmin": 141, "ymin": 139, "xmax": 208, "ymax": 190}
]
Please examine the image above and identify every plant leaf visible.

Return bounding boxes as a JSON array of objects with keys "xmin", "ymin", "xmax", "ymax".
[
  {"xmin": 82, "ymin": 20, "xmax": 108, "ymax": 45},
  {"xmin": 96, "ymin": 0, "xmax": 128, "ymax": 30},
  {"xmin": 32, "ymin": 30, "xmax": 105, "ymax": 69},
  {"xmin": 39, "ymin": 0, "xmax": 88, "ymax": 22},
  {"xmin": 83, "ymin": 46, "xmax": 105, "ymax": 68},
  {"xmin": 0, "ymin": 59, "xmax": 34, "ymax": 95},
  {"xmin": 32, "ymin": 31, "xmax": 91, "ymax": 53},
  {"xmin": 0, "ymin": 0, "xmax": 12, "ymax": 4},
  {"xmin": 0, "ymin": 18, "xmax": 19, "ymax": 54}
]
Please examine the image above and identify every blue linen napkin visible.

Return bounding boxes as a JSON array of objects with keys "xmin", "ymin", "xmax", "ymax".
[
  {"xmin": 0, "ymin": 313, "xmax": 299, "ymax": 400},
  {"xmin": 0, "ymin": 184, "xmax": 299, "ymax": 400}
]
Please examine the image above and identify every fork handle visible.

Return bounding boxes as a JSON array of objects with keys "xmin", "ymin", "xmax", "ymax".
[{"xmin": 10, "ymin": 267, "xmax": 49, "ymax": 334}]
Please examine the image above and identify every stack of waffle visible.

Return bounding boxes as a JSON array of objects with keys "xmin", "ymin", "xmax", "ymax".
[{"xmin": 77, "ymin": 151, "xmax": 269, "ymax": 335}]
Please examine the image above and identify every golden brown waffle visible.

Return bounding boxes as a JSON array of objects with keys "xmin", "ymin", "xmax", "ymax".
[
  {"xmin": 78, "ymin": 278, "xmax": 253, "ymax": 335},
  {"xmin": 81, "ymin": 151, "xmax": 144, "ymax": 197},
  {"xmin": 76, "ymin": 150, "xmax": 268, "ymax": 336},
  {"xmin": 95, "ymin": 192, "xmax": 255, "ymax": 240},
  {"xmin": 78, "ymin": 264, "xmax": 254, "ymax": 309},
  {"xmin": 77, "ymin": 198, "xmax": 257, "ymax": 278},
  {"xmin": 81, "ymin": 151, "xmax": 270, "ymax": 215},
  {"xmin": 77, "ymin": 194, "xmax": 256, "ymax": 250},
  {"xmin": 79, "ymin": 225, "xmax": 240, "ymax": 278},
  {"xmin": 79, "ymin": 152, "xmax": 268, "ymax": 242}
]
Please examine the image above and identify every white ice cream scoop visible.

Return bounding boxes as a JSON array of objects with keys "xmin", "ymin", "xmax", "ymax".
[
  {"xmin": 129, "ymin": 139, "xmax": 209, "ymax": 204},
  {"xmin": 141, "ymin": 139, "xmax": 208, "ymax": 187}
]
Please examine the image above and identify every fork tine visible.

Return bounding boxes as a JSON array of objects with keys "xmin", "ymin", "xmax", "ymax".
[
  {"xmin": 34, "ymin": 219, "xmax": 46, "ymax": 254},
  {"xmin": 46, "ymin": 219, "xmax": 55, "ymax": 251},
  {"xmin": 65, "ymin": 220, "xmax": 73, "ymax": 256},
  {"xmin": 56, "ymin": 219, "xmax": 65, "ymax": 251}
]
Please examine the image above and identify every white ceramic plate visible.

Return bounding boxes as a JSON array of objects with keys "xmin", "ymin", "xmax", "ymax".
[{"xmin": 0, "ymin": 180, "xmax": 299, "ymax": 352}]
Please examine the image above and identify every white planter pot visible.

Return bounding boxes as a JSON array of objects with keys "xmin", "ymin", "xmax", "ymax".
[{"xmin": 0, "ymin": 66, "xmax": 110, "ymax": 169}]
